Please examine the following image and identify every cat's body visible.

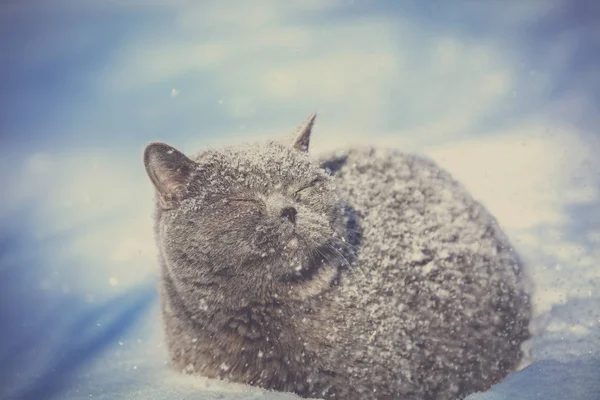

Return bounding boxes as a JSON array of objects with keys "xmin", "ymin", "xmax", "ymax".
[{"xmin": 145, "ymin": 116, "xmax": 531, "ymax": 400}]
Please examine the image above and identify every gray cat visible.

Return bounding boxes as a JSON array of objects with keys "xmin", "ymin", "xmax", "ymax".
[{"xmin": 143, "ymin": 114, "xmax": 531, "ymax": 400}]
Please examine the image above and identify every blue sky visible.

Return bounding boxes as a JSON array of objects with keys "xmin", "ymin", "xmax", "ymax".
[
  {"xmin": 3, "ymin": 0, "xmax": 598, "ymax": 153},
  {"xmin": 1, "ymin": 1, "xmax": 599, "ymax": 398}
]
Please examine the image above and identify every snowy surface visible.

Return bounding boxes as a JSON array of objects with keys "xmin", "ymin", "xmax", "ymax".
[{"xmin": 1, "ymin": 1, "xmax": 599, "ymax": 399}]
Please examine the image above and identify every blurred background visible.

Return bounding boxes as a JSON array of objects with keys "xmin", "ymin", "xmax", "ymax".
[{"xmin": 1, "ymin": 1, "xmax": 599, "ymax": 399}]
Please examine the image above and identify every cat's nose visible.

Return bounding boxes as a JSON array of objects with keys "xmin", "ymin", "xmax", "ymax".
[{"xmin": 280, "ymin": 206, "xmax": 297, "ymax": 224}]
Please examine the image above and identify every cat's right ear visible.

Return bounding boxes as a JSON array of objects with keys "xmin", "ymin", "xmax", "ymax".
[
  {"xmin": 143, "ymin": 142, "xmax": 197, "ymax": 210},
  {"xmin": 291, "ymin": 113, "xmax": 317, "ymax": 152}
]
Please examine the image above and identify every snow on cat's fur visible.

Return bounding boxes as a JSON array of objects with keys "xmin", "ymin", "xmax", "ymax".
[{"xmin": 143, "ymin": 114, "xmax": 531, "ymax": 400}]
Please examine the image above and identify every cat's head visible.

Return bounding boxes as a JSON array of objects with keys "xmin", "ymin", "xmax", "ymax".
[{"xmin": 144, "ymin": 114, "xmax": 346, "ymax": 308}]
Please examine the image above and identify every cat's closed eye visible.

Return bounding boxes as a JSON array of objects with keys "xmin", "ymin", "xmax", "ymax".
[
  {"xmin": 228, "ymin": 198, "xmax": 264, "ymax": 215},
  {"xmin": 228, "ymin": 198, "xmax": 261, "ymax": 204},
  {"xmin": 294, "ymin": 178, "xmax": 325, "ymax": 201}
]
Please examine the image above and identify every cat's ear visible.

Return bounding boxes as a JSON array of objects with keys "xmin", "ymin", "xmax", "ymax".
[
  {"xmin": 291, "ymin": 113, "xmax": 317, "ymax": 152},
  {"xmin": 143, "ymin": 142, "xmax": 197, "ymax": 210}
]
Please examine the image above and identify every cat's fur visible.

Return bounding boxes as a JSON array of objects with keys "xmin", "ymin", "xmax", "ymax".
[{"xmin": 143, "ymin": 114, "xmax": 531, "ymax": 400}]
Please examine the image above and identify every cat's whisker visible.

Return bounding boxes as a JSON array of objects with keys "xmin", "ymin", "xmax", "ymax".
[
  {"xmin": 302, "ymin": 237, "xmax": 336, "ymax": 266},
  {"xmin": 295, "ymin": 235, "xmax": 330, "ymax": 272},
  {"xmin": 326, "ymin": 234, "xmax": 359, "ymax": 254},
  {"xmin": 315, "ymin": 246, "xmax": 335, "ymax": 265},
  {"xmin": 332, "ymin": 237, "xmax": 359, "ymax": 252},
  {"xmin": 324, "ymin": 243, "xmax": 351, "ymax": 267},
  {"xmin": 302, "ymin": 237, "xmax": 327, "ymax": 260}
]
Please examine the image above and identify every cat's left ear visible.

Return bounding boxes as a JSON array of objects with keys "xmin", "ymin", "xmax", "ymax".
[
  {"xmin": 143, "ymin": 142, "xmax": 197, "ymax": 210},
  {"xmin": 291, "ymin": 113, "xmax": 317, "ymax": 152}
]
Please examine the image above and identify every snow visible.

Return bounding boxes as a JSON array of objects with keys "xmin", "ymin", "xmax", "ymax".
[{"xmin": 466, "ymin": 358, "xmax": 600, "ymax": 400}]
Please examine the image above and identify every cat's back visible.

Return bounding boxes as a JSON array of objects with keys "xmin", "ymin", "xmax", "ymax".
[
  {"xmin": 319, "ymin": 147, "xmax": 531, "ymax": 399},
  {"xmin": 321, "ymin": 147, "xmax": 526, "ymax": 286}
]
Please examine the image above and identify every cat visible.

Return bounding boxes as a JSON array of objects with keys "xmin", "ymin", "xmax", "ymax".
[{"xmin": 143, "ymin": 114, "xmax": 531, "ymax": 400}]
